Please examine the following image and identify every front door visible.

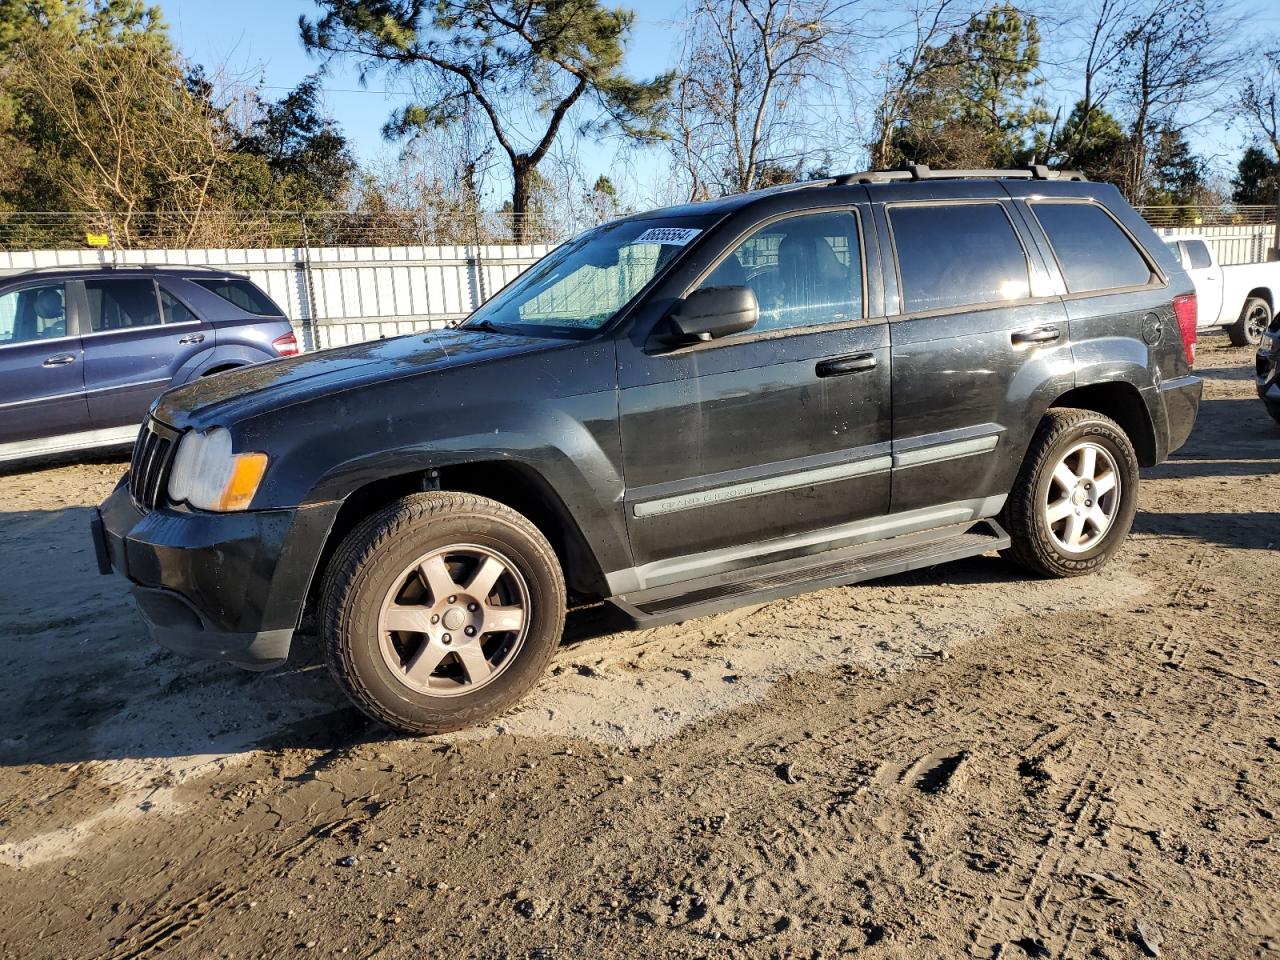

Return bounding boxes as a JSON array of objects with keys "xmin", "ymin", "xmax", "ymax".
[
  {"xmin": 0, "ymin": 280, "xmax": 87, "ymax": 448},
  {"xmin": 81, "ymin": 276, "xmax": 211, "ymax": 430},
  {"xmin": 618, "ymin": 209, "xmax": 892, "ymax": 588}
]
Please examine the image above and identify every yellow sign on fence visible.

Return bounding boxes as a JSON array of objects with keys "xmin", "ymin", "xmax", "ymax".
[{"xmin": 85, "ymin": 233, "xmax": 109, "ymax": 248}]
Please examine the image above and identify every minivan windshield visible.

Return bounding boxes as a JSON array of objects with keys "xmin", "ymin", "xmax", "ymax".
[{"xmin": 464, "ymin": 216, "xmax": 711, "ymax": 335}]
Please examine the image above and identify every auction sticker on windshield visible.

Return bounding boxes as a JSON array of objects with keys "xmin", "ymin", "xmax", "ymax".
[{"xmin": 634, "ymin": 227, "xmax": 702, "ymax": 246}]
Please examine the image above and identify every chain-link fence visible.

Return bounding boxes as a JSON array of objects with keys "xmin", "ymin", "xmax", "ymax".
[
  {"xmin": 1, "ymin": 204, "xmax": 1276, "ymax": 252},
  {"xmin": 0, "ymin": 209, "xmax": 569, "ymax": 252}
]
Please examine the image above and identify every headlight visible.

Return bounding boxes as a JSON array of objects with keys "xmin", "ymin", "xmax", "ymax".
[{"xmin": 166, "ymin": 427, "xmax": 268, "ymax": 511}]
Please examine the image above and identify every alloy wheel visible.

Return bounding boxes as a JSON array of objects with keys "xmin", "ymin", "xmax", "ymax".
[
  {"xmin": 377, "ymin": 544, "xmax": 530, "ymax": 696},
  {"xmin": 1042, "ymin": 441, "xmax": 1122, "ymax": 554},
  {"xmin": 1245, "ymin": 303, "xmax": 1269, "ymax": 344}
]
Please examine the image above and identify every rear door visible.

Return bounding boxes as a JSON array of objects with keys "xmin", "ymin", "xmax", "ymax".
[
  {"xmin": 0, "ymin": 280, "xmax": 88, "ymax": 447},
  {"xmin": 879, "ymin": 189, "xmax": 1074, "ymax": 518},
  {"xmin": 81, "ymin": 276, "xmax": 212, "ymax": 430}
]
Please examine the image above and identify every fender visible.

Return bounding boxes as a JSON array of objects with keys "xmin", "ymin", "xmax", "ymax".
[
  {"xmin": 228, "ymin": 340, "xmax": 632, "ymax": 579},
  {"xmin": 171, "ymin": 344, "xmax": 276, "ymax": 386},
  {"xmin": 297, "ymin": 425, "xmax": 629, "ymax": 583},
  {"xmin": 1069, "ymin": 335, "xmax": 1168, "ymax": 464}
]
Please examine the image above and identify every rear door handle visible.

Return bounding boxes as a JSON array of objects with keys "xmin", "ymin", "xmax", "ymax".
[
  {"xmin": 42, "ymin": 353, "xmax": 76, "ymax": 367},
  {"xmin": 178, "ymin": 333, "xmax": 206, "ymax": 345},
  {"xmin": 816, "ymin": 353, "xmax": 878, "ymax": 377},
  {"xmin": 1011, "ymin": 326, "xmax": 1061, "ymax": 346}
]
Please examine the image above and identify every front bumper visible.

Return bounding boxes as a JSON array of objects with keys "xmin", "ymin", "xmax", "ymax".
[
  {"xmin": 1258, "ymin": 331, "xmax": 1280, "ymax": 417},
  {"xmin": 93, "ymin": 480, "xmax": 339, "ymax": 669}
]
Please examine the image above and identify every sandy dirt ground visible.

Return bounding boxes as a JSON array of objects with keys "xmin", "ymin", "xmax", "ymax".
[{"xmin": 0, "ymin": 338, "xmax": 1276, "ymax": 960}]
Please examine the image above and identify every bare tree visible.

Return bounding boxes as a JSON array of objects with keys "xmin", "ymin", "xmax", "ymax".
[
  {"xmin": 868, "ymin": 0, "xmax": 970, "ymax": 169},
  {"xmin": 1055, "ymin": 0, "xmax": 1134, "ymax": 166},
  {"xmin": 666, "ymin": 0, "xmax": 868, "ymax": 199},
  {"xmin": 1111, "ymin": 0, "xmax": 1242, "ymax": 203},
  {"xmin": 8, "ymin": 36, "xmax": 236, "ymax": 246},
  {"xmin": 1240, "ymin": 47, "xmax": 1280, "ymax": 256}
]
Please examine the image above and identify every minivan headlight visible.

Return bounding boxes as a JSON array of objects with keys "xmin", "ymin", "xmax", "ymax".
[{"xmin": 167, "ymin": 427, "xmax": 268, "ymax": 512}]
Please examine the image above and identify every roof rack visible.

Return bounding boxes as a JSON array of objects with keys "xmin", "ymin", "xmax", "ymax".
[{"xmin": 832, "ymin": 163, "xmax": 1087, "ymax": 185}]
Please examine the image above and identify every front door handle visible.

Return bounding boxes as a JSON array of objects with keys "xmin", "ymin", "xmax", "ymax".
[
  {"xmin": 42, "ymin": 353, "xmax": 76, "ymax": 367},
  {"xmin": 1011, "ymin": 326, "xmax": 1061, "ymax": 346},
  {"xmin": 178, "ymin": 333, "xmax": 206, "ymax": 345},
  {"xmin": 816, "ymin": 353, "xmax": 878, "ymax": 377}
]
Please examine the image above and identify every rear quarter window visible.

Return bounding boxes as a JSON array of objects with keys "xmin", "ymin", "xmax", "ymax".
[
  {"xmin": 889, "ymin": 202, "xmax": 1031, "ymax": 313},
  {"xmin": 1032, "ymin": 203, "xmax": 1154, "ymax": 294},
  {"xmin": 192, "ymin": 278, "xmax": 283, "ymax": 317}
]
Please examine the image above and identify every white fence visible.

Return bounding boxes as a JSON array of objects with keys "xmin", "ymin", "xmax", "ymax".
[
  {"xmin": 0, "ymin": 243, "xmax": 555, "ymax": 351},
  {"xmin": 2, "ymin": 221, "xmax": 1275, "ymax": 353},
  {"xmin": 1156, "ymin": 223, "xmax": 1276, "ymax": 266}
]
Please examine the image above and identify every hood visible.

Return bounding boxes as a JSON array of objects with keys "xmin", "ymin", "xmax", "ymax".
[{"xmin": 152, "ymin": 327, "xmax": 565, "ymax": 430}]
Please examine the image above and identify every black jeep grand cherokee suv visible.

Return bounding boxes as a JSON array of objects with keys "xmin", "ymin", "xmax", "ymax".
[{"xmin": 94, "ymin": 166, "xmax": 1202, "ymax": 734}]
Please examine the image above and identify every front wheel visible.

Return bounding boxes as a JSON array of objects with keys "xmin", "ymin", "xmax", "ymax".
[
  {"xmin": 320, "ymin": 492, "xmax": 566, "ymax": 735},
  {"xmin": 1228, "ymin": 297, "xmax": 1271, "ymax": 347},
  {"xmin": 1001, "ymin": 409, "xmax": 1139, "ymax": 578}
]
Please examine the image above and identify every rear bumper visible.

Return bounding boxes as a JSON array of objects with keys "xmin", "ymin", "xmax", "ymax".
[
  {"xmin": 1156, "ymin": 374, "xmax": 1202, "ymax": 457},
  {"xmin": 93, "ymin": 480, "xmax": 338, "ymax": 669}
]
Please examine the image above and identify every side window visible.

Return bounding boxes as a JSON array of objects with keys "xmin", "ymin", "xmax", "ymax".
[
  {"xmin": 191, "ymin": 278, "xmax": 283, "ymax": 316},
  {"xmin": 0, "ymin": 284, "xmax": 69, "ymax": 345},
  {"xmin": 889, "ymin": 202, "xmax": 1030, "ymax": 313},
  {"xmin": 85, "ymin": 278, "xmax": 162, "ymax": 332},
  {"xmin": 696, "ymin": 210, "xmax": 861, "ymax": 333},
  {"xmin": 1186, "ymin": 240, "xmax": 1213, "ymax": 269},
  {"xmin": 1031, "ymin": 202, "xmax": 1153, "ymax": 293},
  {"xmin": 159, "ymin": 288, "xmax": 198, "ymax": 325}
]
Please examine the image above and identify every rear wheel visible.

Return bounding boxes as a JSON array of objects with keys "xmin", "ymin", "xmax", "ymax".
[
  {"xmin": 320, "ymin": 492, "xmax": 566, "ymax": 735},
  {"xmin": 1228, "ymin": 297, "xmax": 1270, "ymax": 347},
  {"xmin": 1001, "ymin": 408, "xmax": 1139, "ymax": 578}
]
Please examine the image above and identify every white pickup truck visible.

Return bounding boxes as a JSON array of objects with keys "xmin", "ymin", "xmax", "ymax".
[{"xmin": 1163, "ymin": 235, "xmax": 1278, "ymax": 346}]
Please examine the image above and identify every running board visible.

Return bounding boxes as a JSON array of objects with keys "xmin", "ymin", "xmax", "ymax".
[{"xmin": 610, "ymin": 520, "xmax": 1010, "ymax": 628}]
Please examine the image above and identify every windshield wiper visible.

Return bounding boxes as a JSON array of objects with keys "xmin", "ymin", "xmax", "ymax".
[{"xmin": 464, "ymin": 319, "xmax": 506, "ymax": 334}]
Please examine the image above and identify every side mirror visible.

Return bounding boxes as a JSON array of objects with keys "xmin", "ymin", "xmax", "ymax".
[{"xmin": 664, "ymin": 285, "xmax": 758, "ymax": 343}]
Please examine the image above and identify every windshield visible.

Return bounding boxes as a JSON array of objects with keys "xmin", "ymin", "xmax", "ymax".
[{"xmin": 464, "ymin": 216, "xmax": 711, "ymax": 335}]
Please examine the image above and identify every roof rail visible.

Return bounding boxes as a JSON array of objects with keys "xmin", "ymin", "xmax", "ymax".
[
  {"xmin": 0, "ymin": 262, "xmax": 227, "ymax": 279},
  {"xmin": 832, "ymin": 163, "xmax": 1087, "ymax": 185}
]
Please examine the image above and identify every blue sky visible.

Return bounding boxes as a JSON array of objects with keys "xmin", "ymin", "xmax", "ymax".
[{"xmin": 158, "ymin": 0, "xmax": 1280, "ymax": 205}]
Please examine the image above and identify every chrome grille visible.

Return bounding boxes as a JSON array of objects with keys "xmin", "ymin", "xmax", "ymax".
[{"xmin": 128, "ymin": 418, "xmax": 180, "ymax": 511}]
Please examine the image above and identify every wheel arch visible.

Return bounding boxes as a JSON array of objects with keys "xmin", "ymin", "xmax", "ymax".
[
  {"xmin": 1048, "ymin": 381, "xmax": 1158, "ymax": 467},
  {"xmin": 200, "ymin": 362, "xmax": 244, "ymax": 377},
  {"xmin": 1243, "ymin": 287, "xmax": 1274, "ymax": 314},
  {"xmin": 301, "ymin": 459, "xmax": 608, "ymax": 630}
]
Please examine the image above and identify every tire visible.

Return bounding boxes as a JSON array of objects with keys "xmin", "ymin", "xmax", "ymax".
[
  {"xmin": 320, "ymin": 491, "xmax": 566, "ymax": 735},
  {"xmin": 1228, "ymin": 297, "xmax": 1271, "ymax": 347},
  {"xmin": 1000, "ymin": 408, "xmax": 1139, "ymax": 578}
]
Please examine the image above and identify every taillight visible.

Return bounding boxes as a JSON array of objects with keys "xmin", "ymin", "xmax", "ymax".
[
  {"xmin": 272, "ymin": 331, "xmax": 299, "ymax": 357},
  {"xmin": 1172, "ymin": 293, "xmax": 1196, "ymax": 366}
]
